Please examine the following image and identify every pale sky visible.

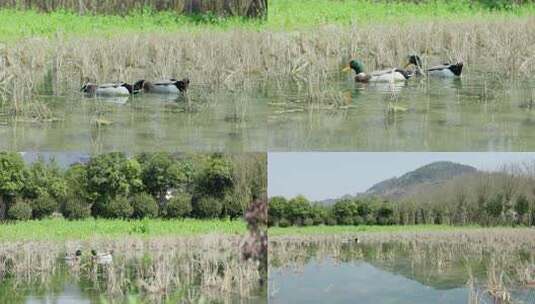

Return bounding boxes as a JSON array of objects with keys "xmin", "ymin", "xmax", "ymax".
[{"xmin": 268, "ymin": 153, "xmax": 535, "ymax": 201}]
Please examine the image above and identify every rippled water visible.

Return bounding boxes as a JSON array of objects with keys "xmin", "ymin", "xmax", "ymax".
[{"xmin": 268, "ymin": 72, "xmax": 535, "ymax": 151}]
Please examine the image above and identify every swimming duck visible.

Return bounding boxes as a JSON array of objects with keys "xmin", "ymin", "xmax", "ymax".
[
  {"xmin": 64, "ymin": 249, "xmax": 82, "ymax": 262},
  {"xmin": 91, "ymin": 249, "xmax": 113, "ymax": 264},
  {"xmin": 407, "ymin": 55, "xmax": 463, "ymax": 77},
  {"xmin": 81, "ymin": 82, "xmax": 136, "ymax": 97},
  {"xmin": 134, "ymin": 78, "xmax": 190, "ymax": 94},
  {"xmin": 343, "ymin": 60, "xmax": 412, "ymax": 83}
]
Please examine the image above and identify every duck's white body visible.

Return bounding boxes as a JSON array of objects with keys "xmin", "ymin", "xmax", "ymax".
[
  {"xmin": 427, "ymin": 67, "xmax": 456, "ymax": 77},
  {"xmin": 92, "ymin": 252, "xmax": 113, "ymax": 264},
  {"xmin": 97, "ymin": 84, "xmax": 130, "ymax": 96},
  {"xmin": 369, "ymin": 69, "xmax": 408, "ymax": 82},
  {"xmin": 82, "ymin": 83, "xmax": 132, "ymax": 97},
  {"xmin": 149, "ymin": 80, "xmax": 181, "ymax": 94},
  {"xmin": 426, "ymin": 63, "xmax": 463, "ymax": 78}
]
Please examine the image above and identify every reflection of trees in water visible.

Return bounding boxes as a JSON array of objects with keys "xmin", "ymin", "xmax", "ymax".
[{"xmin": 270, "ymin": 230, "xmax": 535, "ymax": 296}]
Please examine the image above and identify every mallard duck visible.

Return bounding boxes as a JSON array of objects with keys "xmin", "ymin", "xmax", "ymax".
[
  {"xmin": 134, "ymin": 78, "xmax": 190, "ymax": 94},
  {"xmin": 407, "ymin": 55, "xmax": 463, "ymax": 77},
  {"xmin": 343, "ymin": 60, "xmax": 412, "ymax": 83},
  {"xmin": 91, "ymin": 249, "xmax": 113, "ymax": 264},
  {"xmin": 64, "ymin": 249, "xmax": 82, "ymax": 263},
  {"xmin": 81, "ymin": 82, "xmax": 136, "ymax": 97}
]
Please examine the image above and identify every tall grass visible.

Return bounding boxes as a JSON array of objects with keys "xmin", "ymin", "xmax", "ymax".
[
  {"xmin": 1, "ymin": 18, "xmax": 534, "ymax": 110},
  {"xmin": 0, "ymin": 218, "xmax": 247, "ymax": 241}
]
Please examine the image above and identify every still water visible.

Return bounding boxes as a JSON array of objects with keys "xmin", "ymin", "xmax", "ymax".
[
  {"xmin": 268, "ymin": 72, "xmax": 535, "ymax": 151},
  {"xmin": 0, "ymin": 88, "xmax": 267, "ymax": 152},
  {"xmin": 269, "ymin": 237, "xmax": 535, "ymax": 304},
  {"xmin": 1, "ymin": 71, "xmax": 534, "ymax": 151}
]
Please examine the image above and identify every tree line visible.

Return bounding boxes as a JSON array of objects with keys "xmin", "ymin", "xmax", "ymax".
[
  {"xmin": 0, "ymin": 152, "xmax": 266, "ymax": 221},
  {"xmin": 269, "ymin": 163, "xmax": 535, "ymax": 227}
]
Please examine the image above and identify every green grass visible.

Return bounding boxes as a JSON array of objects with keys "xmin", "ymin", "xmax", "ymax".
[
  {"xmin": 0, "ymin": 218, "xmax": 247, "ymax": 241},
  {"xmin": 268, "ymin": 224, "xmax": 484, "ymax": 236},
  {"xmin": 1, "ymin": 0, "xmax": 535, "ymax": 40}
]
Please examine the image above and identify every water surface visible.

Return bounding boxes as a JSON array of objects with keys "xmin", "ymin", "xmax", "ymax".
[{"xmin": 268, "ymin": 71, "xmax": 535, "ymax": 151}]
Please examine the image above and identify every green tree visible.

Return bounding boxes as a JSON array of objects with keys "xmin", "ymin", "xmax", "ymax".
[
  {"xmin": 85, "ymin": 153, "xmax": 142, "ymax": 217},
  {"xmin": 23, "ymin": 158, "xmax": 67, "ymax": 202},
  {"xmin": 333, "ymin": 199, "xmax": 358, "ymax": 223},
  {"xmin": 7, "ymin": 199, "xmax": 32, "ymax": 221},
  {"xmin": 286, "ymin": 195, "xmax": 311, "ymax": 225},
  {"xmin": 222, "ymin": 191, "xmax": 246, "ymax": 219},
  {"xmin": 164, "ymin": 192, "xmax": 193, "ymax": 218},
  {"xmin": 193, "ymin": 196, "xmax": 223, "ymax": 218},
  {"xmin": 137, "ymin": 153, "xmax": 186, "ymax": 207},
  {"xmin": 31, "ymin": 192, "xmax": 58, "ymax": 219},
  {"xmin": 105, "ymin": 196, "xmax": 134, "ymax": 218},
  {"xmin": 268, "ymin": 196, "xmax": 288, "ymax": 226},
  {"xmin": 0, "ymin": 152, "xmax": 26, "ymax": 220},
  {"xmin": 194, "ymin": 154, "xmax": 234, "ymax": 198},
  {"xmin": 131, "ymin": 192, "xmax": 159, "ymax": 219}
]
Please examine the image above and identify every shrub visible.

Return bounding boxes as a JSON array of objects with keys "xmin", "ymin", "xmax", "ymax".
[
  {"xmin": 8, "ymin": 200, "xmax": 32, "ymax": 221},
  {"xmin": 303, "ymin": 218, "xmax": 314, "ymax": 226},
  {"xmin": 31, "ymin": 193, "xmax": 58, "ymax": 219},
  {"xmin": 353, "ymin": 216, "xmax": 364, "ymax": 226},
  {"xmin": 339, "ymin": 216, "xmax": 354, "ymax": 225},
  {"xmin": 164, "ymin": 192, "xmax": 192, "ymax": 218},
  {"xmin": 131, "ymin": 192, "xmax": 159, "ymax": 219},
  {"xmin": 312, "ymin": 216, "xmax": 324, "ymax": 225},
  {"xmin": 278, "ymin": 218, "xmax": 291, "ymax": 228},
  {"xmin": 222, "ymin": 191, "xmax": 245, "ymax": 218},
  {"xmin": 105, "ymin": 196, "xmax": 133, "ymax": 218},
  {"xmin": 63, "ymin": 197, "xmax": 91, "ymax": 220},
  {"xmin": 325, "ymin": 217, "xmax": 337, "ymax": 226},
  {"xmin": 365, "ymin": 214, "xmax": 377, "ymax": 225},
  {"xmin": 193, "ymin": 196, "xmax": 223, "ymax": 218}
]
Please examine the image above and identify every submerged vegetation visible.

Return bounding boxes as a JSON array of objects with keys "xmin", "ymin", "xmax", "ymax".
[{"xmin": 0, "ymin": 152, "xmax": 266, "ymax": 221}]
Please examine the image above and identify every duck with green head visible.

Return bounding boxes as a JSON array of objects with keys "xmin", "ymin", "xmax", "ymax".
[
  {"xmin": 343, "ymin": 59, "xmax": 412, "ymax": 83},
  {"xmin": 406, "ymin": 54, "xmax": 463, "ymax": 78}
]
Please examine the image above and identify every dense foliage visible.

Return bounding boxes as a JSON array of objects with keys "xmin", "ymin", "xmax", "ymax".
[
  {"xmin": 0, "ymin": 152, "xmax": 266, "ymax": 221},
  {"xmin": 270, "ymin": 165, "xmax": 535, "ymax": 227}
]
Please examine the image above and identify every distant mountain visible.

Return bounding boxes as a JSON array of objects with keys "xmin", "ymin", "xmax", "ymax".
[
  {"xmin": 317, "ymin": 161, "xmax": 477, "ymax": 204},
  {"xmin": 365, "ymin": 161, "xmax": 477, "ymax": 199}
]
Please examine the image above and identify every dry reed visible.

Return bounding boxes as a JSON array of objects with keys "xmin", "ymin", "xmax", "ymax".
[
  {"xmin": 1, "ymin": 18, "xmax": 535, "ymax": 113},
  {"xmin": 0, "ymin": 235, "xmax": 263, "ymax": 303}
]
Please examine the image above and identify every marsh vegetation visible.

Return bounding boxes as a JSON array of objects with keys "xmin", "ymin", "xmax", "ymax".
[
  {"xmin": 269, "ymin": 229, "xmax": 535, "ymax": 304},
  {"xmin": 1, "ymin": 1, "xmax": 534, "ymax": 150},
  {"xmin": 0, "ymin": 235, "xmax": 265, "ymax": 303}
]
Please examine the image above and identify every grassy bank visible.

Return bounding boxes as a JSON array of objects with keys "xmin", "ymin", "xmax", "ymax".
[
  {"xmin": 0, "ymin": 218, "xmax": 247, "ymax": 241},
  {"xmin": 1, "ymin": 1, "xmax": 535, "ymax": 40},
  {"xmin": 268, "ymin": 224, "xmax": 485, "ymax": 236}
]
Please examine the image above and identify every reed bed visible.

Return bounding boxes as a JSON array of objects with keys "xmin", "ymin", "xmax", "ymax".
[
  {"xmin": 0, "ymin": 235, "xmax": 263, "ymax": 303},
  {"xmin": 1, "ymin": 18, "xmax": 534, "ymax": 115}
]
